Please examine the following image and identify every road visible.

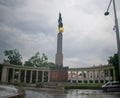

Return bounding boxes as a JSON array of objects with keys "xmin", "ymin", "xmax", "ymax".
[{"xmin": 24, "ymin": 88, "xmax": 120, "ymax": 98}]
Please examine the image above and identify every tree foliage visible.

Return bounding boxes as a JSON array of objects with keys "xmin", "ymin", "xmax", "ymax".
[
  {"xmin": 108, "ymin": 53, "xmax": 119, "ymax": 80},
  {"xmin": 3, "ymin": 49, "xmax": 55, "ymax": 67},
  {"xmin": 4, "ymin": 49, "xmax": 22, "ymax": 65},
  {"xmin": 24, "ymin": 52, "xmax": 55, "ymax": 67}
]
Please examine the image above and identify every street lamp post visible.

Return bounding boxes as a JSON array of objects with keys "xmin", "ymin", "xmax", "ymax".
[{"xmin": 104, "ymin": 0, "xmax": 120, "ymax": 81}]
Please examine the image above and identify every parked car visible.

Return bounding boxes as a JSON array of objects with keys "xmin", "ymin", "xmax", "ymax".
[{"xmin": 102, "ymin": 81, "xmax": 120, "ymax": 92}]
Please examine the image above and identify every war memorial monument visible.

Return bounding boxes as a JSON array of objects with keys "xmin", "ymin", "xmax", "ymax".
[{"xmin": 0, "ymin": 13, "xmax": 116, "ymax": 85}]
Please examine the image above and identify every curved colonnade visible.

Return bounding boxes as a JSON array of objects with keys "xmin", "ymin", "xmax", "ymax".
[{"xmin": 0, "ymin": 64, "xmax": 115, "ymax": 84}]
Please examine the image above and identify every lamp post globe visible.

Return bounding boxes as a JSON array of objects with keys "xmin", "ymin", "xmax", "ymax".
[{"xmin": 104, "ymin": 12, "xmax": 109, "ymax": 16}]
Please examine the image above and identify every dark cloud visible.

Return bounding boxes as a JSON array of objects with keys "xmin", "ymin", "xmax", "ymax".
[
  {"xmin": 0, "ymin": 0, "xmax": 119, "ymax": 67},
  {"xmin": 0, "ymin": 0, "xmax": 26, "ymax": 8}
]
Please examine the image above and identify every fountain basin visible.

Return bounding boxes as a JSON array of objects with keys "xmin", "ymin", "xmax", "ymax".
[{"xmin": 0, "ymin": 85, "xmax": 25, "ymax": 98}]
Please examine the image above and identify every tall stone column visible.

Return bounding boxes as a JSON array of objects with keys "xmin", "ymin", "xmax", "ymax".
[
  {"xmin": 55, "ymin": 12, "xmax": 64, "ymax": 67},
  {"xmin": 103, "ymin": 70, "xmax": 105, "ymax": 83},
  {"xmin": 98, "ymin": 70, "xmax": 101, "ymax": 83},
  {"xmin": 42, "ymin": 71, "xmax": 44, "ymax": 82},
  {"xmin": 55, "ymin": 33, "xmax": 63, "ymax": 66},
  {"xmin": 1, "ymin": 66, "xmax": 7, "ymax": 82},
  {"xmin": 87, "ymin": 71, "xmax": 89, "ymax": 83},
  {"xmin": 48, "ymin": 71, "xmax": 50, "ymax": 82},
  {"xmin": 93, "ymin": 70, "xmax": 95, "ymax": 83},
  {"xmin": 76, "ymin": 70, "xmax": 78, "ymax": 83}
]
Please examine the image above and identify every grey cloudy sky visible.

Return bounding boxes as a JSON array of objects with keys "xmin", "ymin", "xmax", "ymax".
[{"xmin": 0, "ymin": 0, "xmax": 120, "ymax": 68}]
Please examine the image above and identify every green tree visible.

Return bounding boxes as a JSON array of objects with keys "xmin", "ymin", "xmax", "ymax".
[
  {"xmin": 24, "ymin": 52, "xmax": 41, "ymax": 67},
  {"xmin": 108, "ymin": 53, "xmax": 119, "ymax": 80},
  {"xmin": 4, "ymin": 49, "xmax": 22, "ymax": 65},
  {"xmin": 47, "ymin": 62, "xmax": 56, "ymax": 67},
  {"xmin": 24, "ymin": 52, "xmax": 55, "ymax": 67}
]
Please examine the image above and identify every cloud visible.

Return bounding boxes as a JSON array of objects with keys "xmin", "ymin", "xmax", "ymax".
[{"xmin": 0, "ymin": 0, "xmax": 119, "ymax": 68}]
